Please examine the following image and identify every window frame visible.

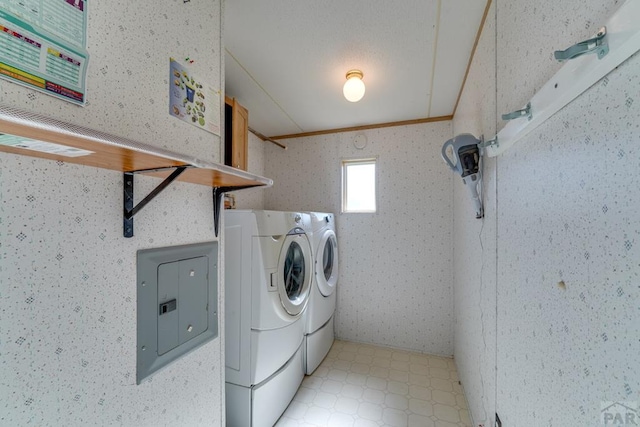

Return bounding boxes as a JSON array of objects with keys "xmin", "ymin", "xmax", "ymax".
[{"xmin": 341, "ymin": 157, "xmax": 378, "ymax": 214}]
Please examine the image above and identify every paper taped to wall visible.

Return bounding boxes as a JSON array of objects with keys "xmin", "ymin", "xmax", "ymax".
[
  {"xmin": 0, "ymin": 2, "xmax": 89, "ymax": 105},
  {"xmin": 0, "ymin": 134, "xmax": 93, "ymax": 157}
]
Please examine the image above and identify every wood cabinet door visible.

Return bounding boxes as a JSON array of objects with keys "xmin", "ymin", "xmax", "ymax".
[{"xmin": 231, "ymin": 101, "xmax": 248, "ymax": 170}]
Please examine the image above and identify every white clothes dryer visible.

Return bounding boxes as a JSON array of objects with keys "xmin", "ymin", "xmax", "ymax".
[
  {"xmin": 224, "ymin": 210, "xmax": 313, "ymax": 427},
  {"xmin": 303, "ymin": 212, "xmax": 338, "ymax": 374}
]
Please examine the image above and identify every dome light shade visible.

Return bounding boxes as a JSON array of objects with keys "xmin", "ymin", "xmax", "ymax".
[{"xmin": 343, "ymin": 70, "xmax": 365, "ymax": 102}]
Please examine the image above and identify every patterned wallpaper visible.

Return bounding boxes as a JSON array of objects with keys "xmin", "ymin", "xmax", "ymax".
[
  {"xmin": 495, "ymin": 50, "xmax": 640, "ymax": 426},
  {"xmin": 451, "ymin": 1, "xmax": 497, "ymax": 426},
  {"xmin": 263, "ymin": 122, "xmax": 455, "ymax": 356},
  {"xmin": 0, "ymin": 1, "xmax": 225, "ymax": 425},
  {"xmin": 452, "ymin": 0, "xmax": 640, "ymax": 425}
]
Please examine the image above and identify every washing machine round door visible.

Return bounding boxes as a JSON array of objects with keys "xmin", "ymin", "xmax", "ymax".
[
  {"xmin": 277, "ymin": 231, "xmax": 312, "ymax": 315},
  {"xmin": 316, "ymin": 230, "xmax": 338, "ymax": 297}
]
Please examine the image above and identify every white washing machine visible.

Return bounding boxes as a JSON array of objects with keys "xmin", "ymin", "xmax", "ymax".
[
  {"xmin": 304, "ymin": 212, "xmax": 338, "ymax": 374},
  {"xmin": 224, "ymin": 210, "xmax": 313, "ymax": 427}
]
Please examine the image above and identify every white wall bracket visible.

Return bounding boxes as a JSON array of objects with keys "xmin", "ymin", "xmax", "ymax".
[{"xmin": 486, "ymin": 0, "xmax": 640, "ymax": 157}]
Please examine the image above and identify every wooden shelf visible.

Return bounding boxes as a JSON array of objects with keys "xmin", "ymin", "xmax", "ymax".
[
  {"xmin": 0, "ymin": 104, "xmax": 271, "ymax": 187},
  {"xmin": 0, "ymin": 104, "xmax": 272, "ymax": 237}
]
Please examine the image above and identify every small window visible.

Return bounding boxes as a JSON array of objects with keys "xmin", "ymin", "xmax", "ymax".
[{"xmin": 342, "ymin": 158, "xmax": 376, "ymax": 213}]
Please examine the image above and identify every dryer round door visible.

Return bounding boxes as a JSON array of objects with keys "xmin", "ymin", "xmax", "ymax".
[
  {"xmin": 316, "ymin": 230, "xmax": 338, "ymax": 297},
  {"xmin": 277, "ymin": 232, "xmax": 312, "ymax": 316}
]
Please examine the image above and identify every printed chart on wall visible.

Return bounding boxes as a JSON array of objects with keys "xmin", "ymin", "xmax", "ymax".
[
  {"xmin": 169, "ymin": 58, "xmax": 221, "ymax": 136},
  {"xmin": 0, "ymin": 0, "xmax": 89, "ymax": 105}
]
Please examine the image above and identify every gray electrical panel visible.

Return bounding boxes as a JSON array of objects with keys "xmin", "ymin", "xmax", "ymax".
[{"xmin": 136, "ymin": 241, "xmax": 218, "ymax": 384}]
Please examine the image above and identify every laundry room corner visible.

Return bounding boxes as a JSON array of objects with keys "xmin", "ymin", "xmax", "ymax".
[
  {"xmin": 263, "ymin": 122, "xmax": 456, "ymax": 356},
  {"xmin": 451, "ymin": 1, "xmax": 498, "ymax": 425}
]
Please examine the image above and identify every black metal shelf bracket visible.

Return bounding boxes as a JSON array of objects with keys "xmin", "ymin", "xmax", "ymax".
[
  {"xmin": 212, "ymin": 185, "xmax": 258, "ymax": 237},
  {"xmin": 123, "ymin": 166, "xmax": 188, "ymax": 238}
]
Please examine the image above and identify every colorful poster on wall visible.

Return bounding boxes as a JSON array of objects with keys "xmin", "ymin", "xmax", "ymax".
[
  {"xmin": 0, "ymin": 0, "xmax": 88, "ymax": 49},
  {"xmin": 0, "ymin": 2, "xmax": 89, "ymax": 105},
  {"xmin": 169, "ymin": 58, "xmax": 221, "ymax": 136}
]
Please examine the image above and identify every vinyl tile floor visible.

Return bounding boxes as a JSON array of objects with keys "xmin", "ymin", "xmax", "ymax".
[{"xmin": 275, "ymin": 340, "xmax": 472, "ymax": 427}]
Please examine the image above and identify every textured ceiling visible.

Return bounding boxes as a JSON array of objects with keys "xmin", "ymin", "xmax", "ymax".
[{"xmin": 225, "ymin": 0, "xmax": 488, "ymax": 138}]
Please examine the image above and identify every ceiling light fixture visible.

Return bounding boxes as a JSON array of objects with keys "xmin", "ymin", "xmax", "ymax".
[{"xmin": 343, "ymin": 70, "xmax": 365, "ymax": 102}]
